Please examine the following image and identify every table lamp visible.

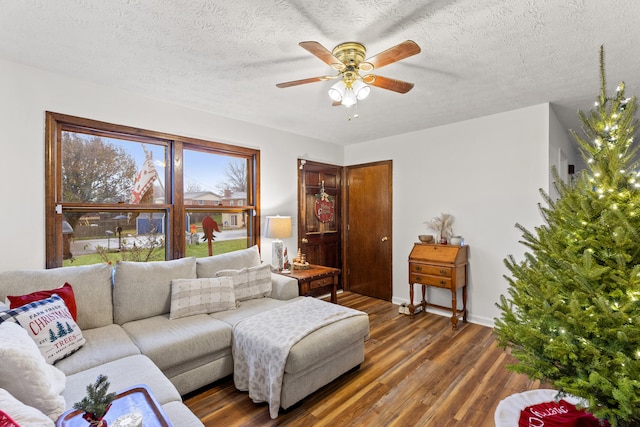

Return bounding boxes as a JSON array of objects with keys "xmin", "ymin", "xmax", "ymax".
[{"xmin": 265, "ymin": 215, "xmax": 292, "ymax": 271}]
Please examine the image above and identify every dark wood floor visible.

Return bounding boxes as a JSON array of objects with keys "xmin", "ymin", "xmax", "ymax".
[{"xmin": 184, "ymin": 292, "xmax": 545, "ymax": 426}]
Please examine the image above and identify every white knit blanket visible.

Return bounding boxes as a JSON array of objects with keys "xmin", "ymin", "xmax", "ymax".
[{"xmin": 232, "ymin": 297, "xmax": 365, "ymax": 418}]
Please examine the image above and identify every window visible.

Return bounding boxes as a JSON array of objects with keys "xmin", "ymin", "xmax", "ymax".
[{"xmin": 45, "ymin": 112, "xmax": 260, "ymax": 268}]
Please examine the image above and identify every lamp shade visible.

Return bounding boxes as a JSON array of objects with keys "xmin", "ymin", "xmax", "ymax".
[
  {"xmin": 328, "ymin": 80, "xmax": 346, "ymax": 102},
  {"xmin": 352, "ymin": 79, "xmax": 370, "ymax": 100},
  {"xmin": 341, "ymin": 88, "xmax": 357, "ymax": 106},
  {"xmin": 264, "ymin": 216, "xmax": 292, "ymax": 239}
]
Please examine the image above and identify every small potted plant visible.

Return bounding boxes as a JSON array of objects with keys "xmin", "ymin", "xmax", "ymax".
[{"xmin": 73, "ymin": 375, "xmax": 117, "ymax": 426}]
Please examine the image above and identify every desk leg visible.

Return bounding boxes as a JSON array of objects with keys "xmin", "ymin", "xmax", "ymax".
[
  {"xmin": 462, "ymin": 285, "xmax": 467, "ymax": 323},
  {"xmin": 451, "ymin": 287, "xmax": 458, "ymax": 331},
  {"xmin": 421, "ymin": 284, "xmax": 427, "ymax": 312},
  {"xmin": 409, "ymin": 283, "xmax": 415, "ymax": 319}
]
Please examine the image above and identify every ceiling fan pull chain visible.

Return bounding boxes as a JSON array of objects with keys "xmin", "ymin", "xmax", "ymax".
[{"xmin": 347, "ymin": 103, "xmax": 360, "ymax": 121}]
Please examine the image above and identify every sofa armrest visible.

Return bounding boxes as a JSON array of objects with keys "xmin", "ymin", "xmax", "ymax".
[{"xmin": 270, "ymin": 273, "xmax": 299, "ymax": 300}]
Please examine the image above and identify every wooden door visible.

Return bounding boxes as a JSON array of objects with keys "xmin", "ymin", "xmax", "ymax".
[
  {"xmin": 298, "ymin": 160, "xmax": 342, "ymax": 272},
  {"xmin": 345, "ymin": 161, "xmax": 392, "ymax": 300}
]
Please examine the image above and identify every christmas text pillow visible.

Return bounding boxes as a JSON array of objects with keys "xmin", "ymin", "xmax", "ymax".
[
  {"xmin": 0, "ymin": 294, "xmax": 85, "ymax": 364},
  {"xmin": 519, "ymin": 398, "xmax": 609, "ymax": 427}
]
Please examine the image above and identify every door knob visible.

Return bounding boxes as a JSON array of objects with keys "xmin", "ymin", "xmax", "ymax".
[
  {"xmin": 301, "ymin": 238, "xmax": 309, "ymax": 243},
  {"xmin": 381, "ymin": 236, "xmax": 388, "ymax": 242}
]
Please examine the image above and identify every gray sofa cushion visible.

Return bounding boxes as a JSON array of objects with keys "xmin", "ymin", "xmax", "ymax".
[
  {"xmin": 270, "ymin": 273, "xmax": 299, "ymax": 300},
  {"xmin": 196, "ymin": 245, "xmax": 261, "ymax": 278},
  {"xmin": 113, "ymin": 257, "xmax": 196, "ymax": 324},
  {"xmin": 54, "ymin": 324, "xmax": 141, "ymax": 376},
  {"xmin": 63, "ymin": 355, "xmax": 181, "ymax": 409},
  {"xmin": 210, "ymin": 296, "xmax": 301, "ymax": 327},
  {"xmin": 285, "ymin": 313, "xmax": 370, "ymax": 374},
  {"xmin": 121, "ymin": 314, "xmax": 232, "ymax": 372},
  {"xmin": 162, "ymin": 401, "xmax": 204, "ymax": 427},
  {"xmin": 0, "ymin": 263, "xmax": 113, "ymax": 330}
]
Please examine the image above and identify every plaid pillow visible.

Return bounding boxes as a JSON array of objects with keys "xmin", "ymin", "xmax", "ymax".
[
  {"xmin": 0, "ymin": 294, "xmax": 85, "ymax": 364},
  {"xmin": 216, "ymin": 263, "xmax": 272, "ymax": 302},
  {"xmin": 169, "ymin": 277, "xmax": 237, "ymax": 320}
]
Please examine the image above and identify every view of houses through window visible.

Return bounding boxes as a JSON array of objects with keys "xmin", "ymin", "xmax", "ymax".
[{"xmin": 45, "ymin": 112, "xmax": 259, "ymax": 268}]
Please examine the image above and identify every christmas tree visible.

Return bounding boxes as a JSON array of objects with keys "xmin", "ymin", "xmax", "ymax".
[{"xmin": 494, "ymin": 46, "xmax": 640, "ymax": 426}]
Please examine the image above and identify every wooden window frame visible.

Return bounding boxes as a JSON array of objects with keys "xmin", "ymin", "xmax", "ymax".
[{"xmin": 45, "ymin": 112, "xmax": 261, "ymax": 268}]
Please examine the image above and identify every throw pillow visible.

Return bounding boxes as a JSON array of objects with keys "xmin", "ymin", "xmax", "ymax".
[
  {"xmin": 0, "ymin": 322, "xmax": 66, "ymax": 421},
  {"xmin": 216, "ymin": 263, "xmax": 272, "ymax": 302},
  {"xmin": 196, "ymin": 245, "xmax": 262, "ymax": 278},
  {"xmin": 113, "ymin": 257, "xmax": 197, "ymax": 324},
  {"xmin": 7, "ymin": 282, "xmax": 78, "ymax": 321},
  {"xmin": 169, "ymin": 277, "xmax": 237, "ymax": 320},
  {"xmin": 0, "ymin": 294, "xmax": 86, "ymax": 364},
  {"xmin": 0, "ymin": 389, "xmax": 54, "ymax": 427},
  {"xmin": 0, "ymin": 410, "xmax": 19, "ymax": 427}
]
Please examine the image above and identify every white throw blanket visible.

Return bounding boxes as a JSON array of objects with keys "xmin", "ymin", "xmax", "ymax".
[{"xmin": 232, "ymin": 297, "xmax": 365, "ymax": 418}]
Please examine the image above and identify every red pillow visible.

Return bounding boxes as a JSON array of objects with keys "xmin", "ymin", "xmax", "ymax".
[
  {"xmin": 0, "ymin": 410, "xmax": 20, "ymax": 427},
  {"xmin": 7, "ymin": 282, "xmax": 78, "ymax": 321}
]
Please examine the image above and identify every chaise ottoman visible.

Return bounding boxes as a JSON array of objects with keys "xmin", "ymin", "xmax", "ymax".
[{"xmin": 211, "ymin": 296, "xmax": 370, "ymax": 416}]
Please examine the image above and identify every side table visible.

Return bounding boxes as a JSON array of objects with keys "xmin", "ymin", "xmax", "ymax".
[
  {"xmin": 277, "ymin": 264, "xmax": 340, "ymax": 304},
  {"xmin": 56, "ymin": 384, "xmax": 171, "ymax": 427}
]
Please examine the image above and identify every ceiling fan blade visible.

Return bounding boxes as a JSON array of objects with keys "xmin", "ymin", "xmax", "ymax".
[
  {"xmin": 364, "ymin": 40, "xmax": 421, "ymax": 70},
  {"xmin": 364, "ymin": 75, "xmax": 415, "ymax": 94},
  {"xmin": 299, "ymin": 41, "xmax": 345, "ymax": 70},
  {"xmin": 276, "ymin": 75, "xmax": 335, "ymax": 88}
]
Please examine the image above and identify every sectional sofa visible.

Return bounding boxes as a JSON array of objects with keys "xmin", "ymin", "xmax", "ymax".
[{"xmin": 0, "ymin": 246, "xmax": 370, "ymax": 426}]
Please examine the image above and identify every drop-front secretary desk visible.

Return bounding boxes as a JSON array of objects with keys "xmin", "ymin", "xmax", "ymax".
[{"xmin": 408, "ymin": 243, "xmax": 469, "ymax": 330}]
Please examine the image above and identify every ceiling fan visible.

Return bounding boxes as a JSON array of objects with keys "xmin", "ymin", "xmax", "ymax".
[{"xmin": 276, "ymin": 40, "xmax": 421, "ymax": 107}]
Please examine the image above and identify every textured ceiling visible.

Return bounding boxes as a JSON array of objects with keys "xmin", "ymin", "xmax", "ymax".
[{"xmin": 2, "ymin": 0, "xmax": 640, "ymax": 146}]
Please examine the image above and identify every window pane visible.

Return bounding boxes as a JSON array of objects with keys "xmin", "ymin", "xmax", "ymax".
[
  {"xmin": 63, "ymin": 211, "xmax": 166, "ymax": 266},
  {"xmin": 61, "ymin": 131, "xmax": 167, "ymax": 204},
  {"xmin": 185, "ymin": 210, "xmax": 249, "ymax": 258},
  {"xmin": 47, "ymin": 112, "xmax": 260, "ymax": 268},
  {"xmin": 183, "ymin": 150, "xmax": 248, "ymax": 204}
]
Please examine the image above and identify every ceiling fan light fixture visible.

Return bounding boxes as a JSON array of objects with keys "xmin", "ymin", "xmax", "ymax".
[
  {"xmin": 352, "ymin": 79, "xmax": 370, "ymax": 100},
  {"xmin": 341, "ymin": 87, "xmax": 357, "ymax": 106},
  {"xmin": 277, "ymin": 40, "xmax": 420, "ymax": 112},
  {"xmin": 328, "ymin": 80, "xmax": 346, "ymax": 102}
]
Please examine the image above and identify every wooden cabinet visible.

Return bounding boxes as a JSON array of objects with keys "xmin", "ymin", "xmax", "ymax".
[{"xmin": 408, "ymin": 243, "xmax": 469, "ymax": 330}]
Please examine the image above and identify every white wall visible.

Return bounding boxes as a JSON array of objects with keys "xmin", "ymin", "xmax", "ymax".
[
  {"xmin": 0, "ymin": 59, "xmax": 342, "ymax": 270},
  {"xmin": 549, "ymin": 105, "xmax": 580, "ymax": 198},
  {"xmin": 344, "ymin": 104, "xmax": 566, "ymax": 326},
  {"xmin": 0, "ymin": 58, "xmax": 581, "ymax": 326}
]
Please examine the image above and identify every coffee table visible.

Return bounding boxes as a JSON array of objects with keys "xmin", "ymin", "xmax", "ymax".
[{"xmin": 56, "ymin": 384, "xmax": 171, "ymax": 427}]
